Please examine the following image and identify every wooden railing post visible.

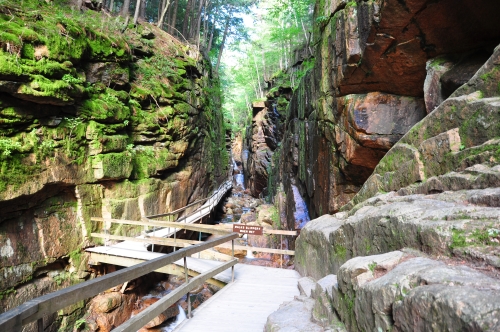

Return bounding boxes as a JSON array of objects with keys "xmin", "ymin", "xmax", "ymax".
[
  {"xmin": 281, "ymin": 234, "xmax": 283, "ymax": 269},
  {"xmin": 173, "ymin": 227, "xmax": 177, "ymax": 251},
  {"xmin": 105, "ymin": 219, "xmax": 111, "ymax": 247},
  {"xmin": 183, "ymin": 256, "xmax": 191, "ymax": 319},
  {"xmin": 37, "ymin": 318, "xmax": 43, "ymax": 332},
  {"xmin": 231, "ymin": 239, "xmax": 235, "ymax": 283}
]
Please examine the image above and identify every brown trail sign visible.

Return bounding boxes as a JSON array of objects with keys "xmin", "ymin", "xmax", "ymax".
[{"xmin": 232, "ymin": 224, "xmax": 263, "ymax": 235}]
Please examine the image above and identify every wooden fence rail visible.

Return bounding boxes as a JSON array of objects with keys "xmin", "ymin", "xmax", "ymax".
[
  {"xmin": 0, "ymin": 233, "xmax": 238, "ymax": 332},
  {"xmin": 147, "ymin": 181, "xmax": 232, "ymax": 220},
  {"xmin": 90, "ymin": 217, "xmax": 297, "ymax": 255}
]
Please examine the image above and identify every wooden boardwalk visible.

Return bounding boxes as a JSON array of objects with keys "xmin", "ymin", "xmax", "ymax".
[
  {"xmin": 174, "ymin": 264, "xmax": 300, "ymax": 332},
  {"xmin": 86, "ymin": 181, "xmax": 233, "ymax": 280}
]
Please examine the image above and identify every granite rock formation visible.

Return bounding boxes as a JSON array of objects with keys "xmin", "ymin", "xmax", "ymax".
[
  {"xmin": 272, "ymin": 250, "xmax": 500, "ymax": 331},
  {"xmin": 286, "ymin": 40, "xmax": 500, "ymax": 332},
  {"xmin": 243, "ymin": 78, "xmax": 291, "ymax": 197},
  {"xmin": 265, "ymin": 0, "xmax": 500, "ymax": 237},
  {"xmin": 265, "ymin": 0, "xmax": 500, "ymax": 330}
]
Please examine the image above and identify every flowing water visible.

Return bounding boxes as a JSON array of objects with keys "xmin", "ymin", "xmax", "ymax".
[
  {"xmin": 234, "ymin": 174, "xmax": 245, "ymax": 189},
  {"xmin": 136, "ymin": 153, "xmax": 289, "ymax": 329},
  {"xmin": 137, "ymin": 305, "xmax": 186, "ymax": 332},
  {"xmin": 291, "ymin": 184, "xmax": 310, "ymax": 229}
]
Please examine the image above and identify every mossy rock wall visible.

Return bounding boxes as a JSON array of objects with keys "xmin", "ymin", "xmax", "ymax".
[{"xmin": 0, "ymin": 1, "xmax": 229, "ymax": 328}]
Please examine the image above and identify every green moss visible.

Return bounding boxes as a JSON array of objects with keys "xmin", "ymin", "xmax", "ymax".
[
  {"xmin": 86, "ymin": 120, "xmax": 127, "ymax": 138},
  {"xmin": 43, "ymin": 25, "xmax": 89, "ymax": 64},
  {"xmin": 68, "ymin": 248, "xmax": 83, "ymax": 268},
  {"xmin": 0, "ymin": 51, "xmax": 76, "ymax": 79},
  {"xmin": 91, "ymin": 152, "xmax": 133, "ymax": 179},
  {"xmin": 364, "ymin": 238, "xmax": 372, "ymax": 254},
  {"xmin": 334, "ymin": 244, "xmax": 347, "ymax": 260},
  {"xmin": 0, "ymin": 18, "xmax": 39, "ymax": 47},
  {"xmin": 21, "ymin": 43, "xmax": 35, "ymax": 59},
  {"xmin": 450, "ymin": 227, "xmax": 500, "ymax": 250},
  {"xmin": 79, "ymin": 89, "xmax": 130, "ymax": 123},
  {"xmin": 173, "ymin": 102, "xmax": 192, "ymax": 116},
  {"xmin": 131, "ymin": 54, "xmax": 176, "ymax": 100},
  {"xmin": 131, "ymin": 147, "xmax": 157, "ymax": 179},
  {"xmin": 429, "ymin": 56, "xmax": 448, "ymax": 69},
  {"xmin": 0, "ymin": 287, "xmax": 16, "ymax": 301},
  {"xmin": 0, "ymin": 153, "xmax": 41, "ymax": 194},
  {"xmin": 18, "ymin": 74, "xmax": 83, "ymax": 103},
  {"xmin": 87, "ymin": 30, "xmax": 130, "ymax": 61}
]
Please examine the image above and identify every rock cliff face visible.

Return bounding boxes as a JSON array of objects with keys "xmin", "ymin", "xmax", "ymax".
[
  {"xmin": 243, "ymin": 77, "xmax": 291, "ymax": 197},
  {"xmin": 265, "ymin": 0, "xmax": 500, "ymax": 236},
  {"xmin": 284, "ymin": 22, "xmax": 500, "ymax": 332},
  {"xmin": 269, "ymin": 45, "xmax": 500, "ymax": 331},
  {"xmin": 265, "ymin": 0, "xmax": 500, "ymax": 330},
  {"xmin": 0, "ymin": 2, "xmax": 228, "ymax": 329}
]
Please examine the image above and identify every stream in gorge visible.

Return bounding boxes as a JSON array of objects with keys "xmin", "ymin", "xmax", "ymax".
[
  {"xmin": 211, "ymin": 156, "xmax": 293, "ymax": 268},
  {"xmin": 96, "ymin": 154, "xmax": 295, "ymax": 332}
]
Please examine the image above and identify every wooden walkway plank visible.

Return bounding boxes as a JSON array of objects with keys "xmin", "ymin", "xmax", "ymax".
[
  {"xmin": 86, "ymin": 180, "xmax": 233, "ymax": 272},
  {"xmin": 87, "ymin": 248, "xmax": 234, "ymax": 284},
  {"xmin": 173, "ymin": 264, "xmax": 300, "ymax": 332}
]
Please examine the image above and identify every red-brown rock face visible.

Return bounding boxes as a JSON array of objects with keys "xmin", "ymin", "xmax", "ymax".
[
  {"xmin": 266, "ymin": 0, "xmax": 500, "ymax": 236},
  {"xmin": 331, "ymin": 0, "xmax": 500, "ymax": 97},
  {"xmin": 244, "ymin": 99, "xmax": 284, "ymax": 197}
]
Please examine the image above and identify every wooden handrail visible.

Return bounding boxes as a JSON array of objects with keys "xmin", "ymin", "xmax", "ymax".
[
  {"xmin": 90, "ymin": 233, "xmax": 295, "ymax": 255},
  {"xmin": 91, "ymin": 218, "xmax": 231, "ymax": 235},
  {"xmin": 146, "ymin": 197, "xmax": 207, "ymax": 218},
  {"xmin": 90, "ymin": 233, "xmax": 202, "ymax": 247},
  {"xmin": 147, "ymin": 181, "xmax": 232, "ymax": 219},
  {"xmin": 215, "ymin": 243, "xmax": 295, "ymax": 255},
  {"xmin": 0, "ymin": 233, "xmax": 239, "ymax": 331},
  {"xmin": 113, "ymin": 259, "xmax": 237, "ymax": 331}
]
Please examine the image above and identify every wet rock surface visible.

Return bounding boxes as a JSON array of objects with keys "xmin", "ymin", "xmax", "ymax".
[{"xmin": 84, "ymin": 273, "xmax": 217, "ymax": 332}]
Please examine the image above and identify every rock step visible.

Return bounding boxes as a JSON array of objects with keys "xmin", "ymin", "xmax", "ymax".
[
  {"xmin": 296, "ymin": 183, "xmax": 500, "ymax": 279},
  {"xmin": 268, "ymin": 250, "xmax": 500, "ymax": 332},
  {"xmin": 265, "ymin": 275, "xmax": 346, "ymax": 332},
  {"xmin": 336, "ymin": 251, "xmax": 500, "ymax": 332}
]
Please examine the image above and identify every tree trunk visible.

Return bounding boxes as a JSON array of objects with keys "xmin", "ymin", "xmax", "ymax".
[
  {"xmin": 158, "ymin": 0, "xmax": 165, "ymax": 22},
  {"xmin": 194, "ymin": 0, "xmax": 206, "ymax": 46},
  {"xmin": 165, "ymin": 0, "xmax": 172, "ymax": 29},
  {"xmin": 188, "ymin": 0, "xmax": 201, "ymax": 40},
  {"xmin": 121, "ymin": 0, "xmax": 131, "ymax": 17},
  {"xmin": 182, "ymin": 0, "xmax": 193, "ymax": 38},
  {"xmin": 253, "ymin": 54, "xmax": 263, "ymax": 98},
  {"xmin": 133, "ymin": 0, "xmax": 141, "ymax": 25},
  {"xmin": 109, "ymin": 0, "xmax": 115, "ymax": 12},
  {"xmin": 206, "ymin": 1, "xmax": 218, "ymax": 51},
  {"xmin": 261, "ymin": 50, "xmax": 267, "ymax": 82},
  {"xmin": 169, "ymin": 0, "xmax": 179, "ymax": 34},
  {"xmin": 202, "ymin": 0, "xmax": 210, "ymax": 46},
  {"xmin": 139, "ymin": 0, "xmax": 146, "ymax": 21},
  {"xmin": 215, "ymin": 14, "xmax": 230, "ymax": 73},
  {"xmin": 157, "ymin": 0, "xmax": 171, "ymax": 28}
]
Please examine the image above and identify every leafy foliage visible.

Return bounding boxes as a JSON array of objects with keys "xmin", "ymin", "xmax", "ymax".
[{"xmin": 219, "ymin": 0, "xmax": 314, "ymax": 134}]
